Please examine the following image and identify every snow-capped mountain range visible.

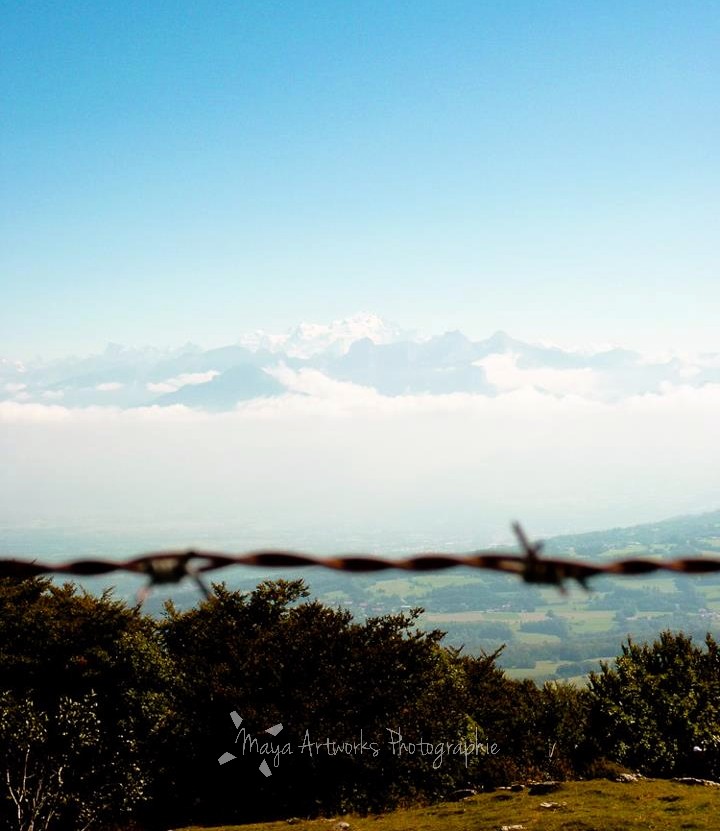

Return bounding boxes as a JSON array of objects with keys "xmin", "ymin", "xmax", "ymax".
[
  {"xmin": 237, "ymin": 313, "xmax": 409, "ymax": 358},
  {"xmin": 2, "ymin": 314, "xmax": 719, "ymax": 411}
]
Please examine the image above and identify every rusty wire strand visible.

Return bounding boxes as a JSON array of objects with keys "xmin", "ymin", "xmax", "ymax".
[{"xmin": 2, "ymin": 524, "xmax": 720, "ymax": 600}]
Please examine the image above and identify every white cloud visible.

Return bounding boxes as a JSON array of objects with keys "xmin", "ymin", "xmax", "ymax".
[
  {"xmin": 41, "ymin": 390, "xmax": 65, "ymax": 400},
  {"xmin": 146, "ymin": 370, "xmax": 219, "ymax": 394},
  {"xmin": 474, "ymin": 353, "xmax": 599, "ymax": 396},
  {"xmin": 95, "ymin": 382, "xmax": 124, "ymax": 392},
  {"xmin": 0, "ymin": 400, "xmax": 76, "ymax": 422},
  {"xmin": 265, "ymin": 365, "xmax": 382, "ymax": 409},
  {"xmin": 145, "ymin": 381, "xmax": 176, "ymax": 394},
  {"xmin": 4, "ymin": 382, "xmax": 27, "ymax": 393}
]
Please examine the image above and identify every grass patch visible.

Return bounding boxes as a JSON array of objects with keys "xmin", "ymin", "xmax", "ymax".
[{"xmin": 177, "ymin": 779, "xmax": 720, "ymax": 830}]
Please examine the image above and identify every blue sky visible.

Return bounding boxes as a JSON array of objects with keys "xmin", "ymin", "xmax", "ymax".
[{"xmin": 2, "ymin": 1, "xmax": 719, "ymax": 359}]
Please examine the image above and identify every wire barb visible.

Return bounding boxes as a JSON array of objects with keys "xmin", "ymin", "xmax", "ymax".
[
  {"xmin": 512, "ymin": 522, "xmax": 563, "ymax": 589},
  {"xmin": 115, "ymin": 552, "xmax": 211, "ymax": 603}
]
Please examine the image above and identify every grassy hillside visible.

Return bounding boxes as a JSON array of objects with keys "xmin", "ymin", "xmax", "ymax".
[
  {"xmin": 179, "ymin": 779, "xmax": 720, "ymax": 831},
  {"xmin": 544, "ymin": 510, "xmax": 720, "ymax": 558}
]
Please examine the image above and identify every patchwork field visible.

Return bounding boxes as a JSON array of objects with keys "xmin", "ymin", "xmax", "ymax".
[{"xmin": 283, "ymin": 514, "xmax": 720, "ymax": 686}]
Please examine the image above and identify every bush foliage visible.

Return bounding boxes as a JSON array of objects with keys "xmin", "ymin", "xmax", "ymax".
[{"xmin": 1, "ymin": 576, "xmax": 719, "ymax": 829}]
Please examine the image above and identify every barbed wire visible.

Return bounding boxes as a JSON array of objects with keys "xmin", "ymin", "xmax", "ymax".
[{"xmin": 2, "ymin": 523, "xmax": 720, "ymax": 602}]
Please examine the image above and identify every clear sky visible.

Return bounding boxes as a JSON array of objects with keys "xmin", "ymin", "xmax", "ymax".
[{"xmin": 2, "ymin": 1, "xmax": 719, "ymax": 359}]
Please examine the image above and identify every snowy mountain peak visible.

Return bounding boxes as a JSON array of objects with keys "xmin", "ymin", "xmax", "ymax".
[{"xmin": 238, "ymin": 313, "xmax": 405, "ymax": 358}]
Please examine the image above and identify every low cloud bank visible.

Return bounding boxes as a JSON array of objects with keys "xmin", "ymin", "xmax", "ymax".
[{"xmin": 1, "ymin": 378, "xmax": 718, "ymax": 545}]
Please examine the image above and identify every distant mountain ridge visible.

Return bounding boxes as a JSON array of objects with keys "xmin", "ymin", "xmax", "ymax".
[
  {"xmin": 2, "ymin": 313, "xmax": 719, "ymax": 411},
  {"xmin": 544, "ymin": 509, "xmax": 720, "ymax": 558}
]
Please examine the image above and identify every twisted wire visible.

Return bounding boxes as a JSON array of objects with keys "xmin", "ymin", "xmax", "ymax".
[{"xmin": 2, "ymin": 523, "xmax": 719, "ymax": 599}]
